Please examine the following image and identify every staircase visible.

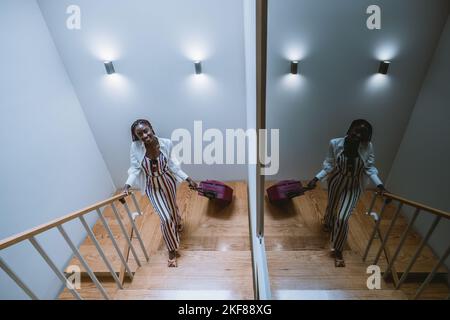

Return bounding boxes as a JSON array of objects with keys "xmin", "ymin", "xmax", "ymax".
[
  {"xmin": 1, "ymin": 181, "xmax": 448, "ymax": 300},
  {"xmin": 265, "ymin": 181, "xmax": 449, "ymax": 300},
  {"xmin": 114, "ymin": 251, "xmax": 253, "ymax": 300},
  {"xmin": 59, "ymin": 181, "xmax": 254, "ymax": 300},
  {"xmin": 269, "ymin": 251, "xmax": 407, "ymax": 299}
]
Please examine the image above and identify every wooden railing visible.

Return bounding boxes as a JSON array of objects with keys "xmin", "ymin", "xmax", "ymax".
[
  {"xmin": 0, "ymin": 192, "xmax": 148, "ymax": 300},
  {"xmin": 363, "ymin": 190, "xmax": 450, "ymax": 300}
]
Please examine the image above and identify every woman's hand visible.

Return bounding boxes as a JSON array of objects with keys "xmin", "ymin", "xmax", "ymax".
[
  {"xmin": 306, "ymin": 177, "xmax": 319, "ymax": 190},
  {"xmin": 186, "ymin": 177, "xmax": 198, "ymax": 190},
  {"xmin": 377, "ymin": 184, "xmax": 392, "ymax": 204},
  {"xmin": 376, "ymin": 184, "xmax": 387, "ymax": 195},
  {"xmin": 123, "ymin": 184, "xmax": 131, "ymax": 195}
]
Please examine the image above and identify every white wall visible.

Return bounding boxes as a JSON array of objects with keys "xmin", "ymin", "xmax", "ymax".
[
  {"xmin": 0, "ymin": 0, "xmax": 114, "ymax": 299},
  {"xmin": 387, "ymin": 14, "xmax": 450, "ymax": 268},
  {"xmin": 266, "ymin": 0, "xmax": 449, "ymax": 182},
  {"xmin": 37, "ymin": 0, "xmax": 248, "ymax": 186}
]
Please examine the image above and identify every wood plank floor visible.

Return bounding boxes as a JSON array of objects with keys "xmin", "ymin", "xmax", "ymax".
[
  {"xmin": 60, "ymin": 181, "xmax": 253, "ymax": 300},
  {"xmin": 265, "ymin": 180, "xmax": 449, "ymax": 300},
  {"xmin": 59, "ymin": 179, "xmax": 448, "ymax": 300}
]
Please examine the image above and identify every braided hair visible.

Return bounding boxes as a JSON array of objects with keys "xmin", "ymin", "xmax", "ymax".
[{"xmin": 130, "ymin": 119, "xmax": 155, "ymax": 142}]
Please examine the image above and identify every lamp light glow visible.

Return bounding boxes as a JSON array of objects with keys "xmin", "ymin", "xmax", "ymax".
[
  {"xmin": 378, "ymin": 61, "xmax": 390, "ymax": 74},
  {"xmin": 104, "ymin": 61, "xmax": 115, "ymax": 74}
]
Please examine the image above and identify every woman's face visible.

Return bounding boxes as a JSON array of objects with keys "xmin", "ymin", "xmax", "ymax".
[
  {"xmin": 348, "ymin": 124, "xmax": 369, "ymax": 143},
  {"xmin": 134, "ymin": 123, "xmax": 156, "ymax": 144}
]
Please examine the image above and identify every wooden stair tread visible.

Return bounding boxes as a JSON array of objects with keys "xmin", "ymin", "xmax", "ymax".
[
  {"xmin": 268, "ymin": 250, "xmax": 390, "ymax": 290},
  {"xmin": 65, "ymin": 244, "xmax": 140, "ymax": 275},
  {"xmin": 397, "ymin": 282, "xmax": 450, "ymax": 300},
  {"xmin": 114, "ymin": 289, "xmax": 252, "ymax": 300},
  {"xmin": 127, "ymin": 250, "xmax": 253, "ymax": 292},
  {"xmin": 273, "ymin": 289, "xmax": 408, "ymax": 300},
  {"xmin": 59, "ymin": 281, "xmax": 120, "ymax": 300}
]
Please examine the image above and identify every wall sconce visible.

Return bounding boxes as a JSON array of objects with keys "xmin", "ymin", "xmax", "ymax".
[
  {"xmin": 378, "ymin": 61, "xmax": 390, "ymax": 74},
  {"xmin": 290, "ymin": 61, "xmax": 299, "ymax": 74},
  {"xmin": 194, "ymin": 61, "xmax": 202, "ymax": 74},
  {"xmin": 104, "ymin": 61, "xmax": 115, "ymax": 75}
]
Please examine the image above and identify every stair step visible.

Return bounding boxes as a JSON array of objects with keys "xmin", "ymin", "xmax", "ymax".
[
  {"xmin": 59, "ymin": 281, "xmax": 120, "ymax": 300},
  {"xmin": 273, "ymin": 289, "xmax": 408, "ymax": 300},
  {"xmin": 268, "ymin": 250, "xmax": 394, "ymax": 290},
  {"xmin": 115, "ymin": 289, "xmax": 251, "ymax": 300},
  {"xmin": 64, "ymin": 244, "xmax": 140, "ymax": 276},
  {"xmin": 127, "ymin": 251, "xmax": 253, "ymax": 295}
]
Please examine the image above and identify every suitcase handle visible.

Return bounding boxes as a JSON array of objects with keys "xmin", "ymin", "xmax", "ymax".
[
  {"xmin": 202, "ymin": 190, "xmax": 217, "ymax": 199},
  {"xmin": 194, "ymin": 186, "xmax": 217, "ymax": 199},
  {"xmin": 286, "ymin": 191, "xmax": 301, "ymax": 198}
]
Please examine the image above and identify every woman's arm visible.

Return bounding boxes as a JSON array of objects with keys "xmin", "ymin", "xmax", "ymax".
[
  {"xmin": 166, "ymin": 140, "xmax": 190, "ymax": 182},
  {"xmin": 315, "ymin": 139, "xmax": 336, "ymax": 181},
  {"xmin": 167, "ymin": 140, "xmax": 198, "ymax": 189},
  {"xmin": 364, "ymin": 142, "xmax": 383, "ymax": 187},
  {"xmin": 307, "ymin": 140, "xmax": 336, "ymax": 189},
  {"xmin": 124, "ymin": 144, "xmax": 141, "ymax": 192}
]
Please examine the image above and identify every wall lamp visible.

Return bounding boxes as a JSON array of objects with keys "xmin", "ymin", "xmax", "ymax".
[
  {"xmin": 194, "ymin": 61, "xmax": 202, "ymax": 74},
  {"xmin": 378, "ymin": 61, "xmax": 390, "ymax": 74},
  {"xmin": 104, "ymin": 61, "xmax": 115, "ymax": 75},
  {"xmin": 290, "ymin": 61, "xmax": 299, "ymax": 74}
]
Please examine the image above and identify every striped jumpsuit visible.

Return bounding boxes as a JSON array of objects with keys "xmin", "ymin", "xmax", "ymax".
[
  {"xmin": 323, "ymin": 153, "xmax": 365, "ymax": 252},
  {"xmin": 142, "ymin": 152, "xmax": 181, "ymax": 252}
]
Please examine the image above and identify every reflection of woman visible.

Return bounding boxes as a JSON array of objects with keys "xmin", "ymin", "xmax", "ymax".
[
  {"xmin": 123, "ymin": 119, "xmax": 197, "ymax": 267},
  {"xmin": 307, "ymin": 119, "xmax": 386, "ymax": 267}
]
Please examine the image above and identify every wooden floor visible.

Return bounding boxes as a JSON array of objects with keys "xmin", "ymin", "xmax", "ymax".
[
  {"xmin": 60, "ymin": 181, "xmax": 253, "ymax": 300},
  {"xmin": 59, "ymin": 179, "xmax": 448, "ymax": 300},
  {"xmin": 265, "ymin": 181, "xmax": 449, "ymax": 300}
]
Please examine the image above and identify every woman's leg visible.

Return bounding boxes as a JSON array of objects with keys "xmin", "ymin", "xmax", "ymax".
[
  {"xmin": 158, "ymin": 173, "xmax": 183, "ymax": 230},
  {"xmin": 146, "ymin": 181, "xmax": 180, "ymax": 266},
  {"xmin": 162, "ymin": 173, "xmax": 183, "ymax": 232},
  {"xmin": 331, "ymin": 185, "xmax": 362, "ymax": 267},
  {"xmin": 323, "ymin": 172, "xmax": 344, "ymax": 232}
]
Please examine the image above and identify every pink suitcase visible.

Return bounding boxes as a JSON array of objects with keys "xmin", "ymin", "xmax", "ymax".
[
  {"xmin": 195, "ymin": 180, "xmax": 233, "ymax": 204},
  {"xmin": 266, "ymin": 180, "xmax": 310, "ymax": 202}
]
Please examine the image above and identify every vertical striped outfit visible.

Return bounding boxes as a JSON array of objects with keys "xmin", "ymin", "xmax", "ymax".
[
  {"xmin": 142, "ymin": 152, "xmax": 181, "ymax": 252},
  {"xmin": 126, "ymin": 137, "xmax": 190, "ymax": 252},
  {"xmin": 323, "ymin": 154, "xmax": 364, "ymax": 252},
  {"xmin": 315, "ymin": 137, "xmax": 383, "ymax": 253}
]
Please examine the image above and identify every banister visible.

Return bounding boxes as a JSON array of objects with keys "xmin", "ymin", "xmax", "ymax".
[
  {"xmin": 377, "ymin": 191, "xmax": 450, "ymax": 219},
  {"xmin": 366, "ymin": 190, "xmax": 449, "ymax": 299},
  {"xmin": 0, "ymin": 192, "xmax": 130, "ymax": 250}
]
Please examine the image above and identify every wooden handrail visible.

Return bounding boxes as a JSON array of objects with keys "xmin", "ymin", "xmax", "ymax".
[
  {"xmin": 0, "ymin": 192, "xmax": 130, "ymax": 250},
  {"xmin": 378, "ymin": 191, "xmax": 450, "ymax": 220}
]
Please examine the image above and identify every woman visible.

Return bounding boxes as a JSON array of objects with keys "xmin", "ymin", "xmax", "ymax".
[
  {"xmin": 123, "ymin": 119, "xmax": 197, "ymax": 267},
  {"xmin": 307, "ymin": 119, "xmax": 386, "ymax": 267}
]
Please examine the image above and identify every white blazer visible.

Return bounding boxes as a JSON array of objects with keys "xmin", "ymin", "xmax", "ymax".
[
  {"xmin": 125, "ymin": 136, "xmax": 189, "ymax": 193},
  {"xmin": 315, "ymin": 137, "xmax": 383, "ymax": 187}
]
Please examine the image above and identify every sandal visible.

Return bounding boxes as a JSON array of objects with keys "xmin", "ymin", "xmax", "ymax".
[
  {"xmin": 322, "ymin": 224, "xmax": 331, "ymax": 233},
  {"xmin": 334, "ymin": 251, "xmax": 345, "ymax": 267},
  {"xmin": 168, "ymin": 258, "xmax": 177, "ymax": 268},
  {"xmin": 335, "ymin": 258, "xmax": 345, "ymax": 267},
  {"xmin": 178, "ymin": 223, "xmax": 184, "ymax": 233}
]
